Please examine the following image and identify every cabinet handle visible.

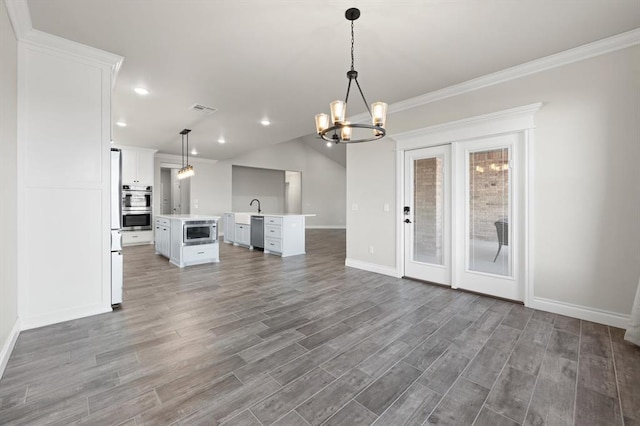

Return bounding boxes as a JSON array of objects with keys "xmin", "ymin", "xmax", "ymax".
[{"xmin": 197, "ymin": 251, "xmax": 204, "ymax": 254}]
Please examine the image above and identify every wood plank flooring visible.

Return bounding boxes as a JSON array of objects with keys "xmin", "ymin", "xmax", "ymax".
[{"xmin": 1, "ymin": 229, "xmax": 639, "ymax": 425}]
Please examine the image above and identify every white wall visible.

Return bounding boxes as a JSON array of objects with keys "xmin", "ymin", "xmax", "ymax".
[
  {"xmin": 346, "ymin": 45, "xmax": 640, "ymax": 324},
  {"xmin": 0, "ymin": 0, "xmax": 19, "ymax": 378},
  {"xmin": 154, "ymin": 139, "xmax": 346, "ymax": 228}
]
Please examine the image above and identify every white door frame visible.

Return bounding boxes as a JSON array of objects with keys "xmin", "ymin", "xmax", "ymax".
[{"xmin": 395, "ymin": 103, "xmax": 542, "ymax": 306}]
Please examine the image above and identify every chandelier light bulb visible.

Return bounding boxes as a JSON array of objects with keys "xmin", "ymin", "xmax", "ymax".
[
  {"xmin": 330, "ymin": 101, "xmax": 346, "ymax": 125},
  {"xmin": 341, "ymin": 122, "xmax": 352, "ymax": 141},
  {"xmin": 315, "ymin": 113, "xmax": 329, "ymax": 134}
]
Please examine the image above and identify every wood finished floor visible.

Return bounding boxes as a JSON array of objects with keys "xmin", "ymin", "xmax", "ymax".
[{"xmin": 1, "ymin": 229, "xmax": 639, "ymax": 426}]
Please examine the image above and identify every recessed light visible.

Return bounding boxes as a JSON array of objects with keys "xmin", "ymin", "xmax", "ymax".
[
  {"xmin": 134, "ymin": 87, "xmax": 149, "ymax": 95},
  {"xmin": 326, "ymin": 142, "xmax": 332, "ymax": 148},
  {"xmin": 260, "ymin": 119, "xmax": 271, "ymax": 126},
  {"xmin": 190, "ymin": 149, "xmax": 197, "ymax": 156},
  {"xmin": 218, "ymin": 138, "xmax": 226, "ymax": 144},
  {"xmin": 115, "ymin": 121, "xmax": 127, "ymax": 127}
]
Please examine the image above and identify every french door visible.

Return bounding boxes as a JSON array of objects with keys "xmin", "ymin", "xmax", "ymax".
[
  {"xmin": 404, "ymin": 133, "xmax": 525, "ymax": 301},
  {"xmin": 404, "ymin": 145, "xmax": 451, "ymax": 285}
]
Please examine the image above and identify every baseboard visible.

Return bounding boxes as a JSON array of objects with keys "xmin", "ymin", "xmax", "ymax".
[
  {"xmin": 345, "ymin": 258, "xmax": 399, "ymax": 278},
  {"xmin": 530, "ymin": 296, "xmax": 630, "ymax": 329},
  {"xmin": 306, "ymin": 226, "xmax": 346, "ymax": 229},
  {"xmin": 20, "ymin": 304, "xmax": 112, "ymax": 331},
  {"xmin": 0, "ymin": 318, "xmax": 21, "ymax": 381}
]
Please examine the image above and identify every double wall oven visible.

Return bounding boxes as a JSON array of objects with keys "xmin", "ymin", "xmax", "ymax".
[{"xmin": 122, "ymin": 185, "xmax": 152, "ymax": 230}]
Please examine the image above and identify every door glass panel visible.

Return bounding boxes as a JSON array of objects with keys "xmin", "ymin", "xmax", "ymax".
[
  {"xmin": 413, "ymin": 156, "xmax": 444, "ymax": 265},
  {"xmin": 468, "ymin": 148, "xmax": 511, "ymax": 276}
]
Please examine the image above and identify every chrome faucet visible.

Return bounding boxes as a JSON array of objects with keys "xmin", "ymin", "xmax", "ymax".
[{"xmin": 250, "ymin": 198, "xmax": 262, "ymax": 214}]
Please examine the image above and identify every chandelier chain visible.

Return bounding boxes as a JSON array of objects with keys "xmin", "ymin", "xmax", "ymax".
[{"xmin": 350, "ymin": 20, "xmax": 355, "ymax": 71}]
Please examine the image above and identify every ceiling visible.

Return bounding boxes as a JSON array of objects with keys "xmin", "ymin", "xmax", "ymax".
[{"xmin": 26, "ymin": 0, "xmax": 640, "ymax": 162}]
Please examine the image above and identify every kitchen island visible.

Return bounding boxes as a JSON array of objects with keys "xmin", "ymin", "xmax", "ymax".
[
  {"xmin": 155, "ymin": 214, "xmax": 221, "ymax": 267},
  {"xmin": 223, "ymin": 212, "xmax": 315, "ymax": 257}
]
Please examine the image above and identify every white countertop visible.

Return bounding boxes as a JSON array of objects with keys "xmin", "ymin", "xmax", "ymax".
[
  {"xmin": 227, "ymin": 212, "xmax": 316, "ymax": 218},
  {"xmin": 157, "ymin": 214, "xmax": 221, "ymax": 220}
]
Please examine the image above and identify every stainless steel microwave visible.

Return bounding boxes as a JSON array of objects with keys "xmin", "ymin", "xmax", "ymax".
[{"xmin": 183, "ymin": 221, "xmax": 217, "ymax": 245}]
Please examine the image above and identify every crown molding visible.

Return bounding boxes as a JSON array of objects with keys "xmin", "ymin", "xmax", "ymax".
[
  {"xmin": 346, "ymin": 27, "xmax": 640, "ymax": 124},
  {"xmin": 4, "ymin": 0, "xmax": 123, "ymax": 81}
]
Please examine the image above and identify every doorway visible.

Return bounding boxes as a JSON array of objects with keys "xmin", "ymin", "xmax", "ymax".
[
  {"xmin": 160, "ymin": 165, "xmax": 190, "ymax": 215},
  {"xmin": 403, "ymin": 133, "xmax": 525, "ymax": 301}
]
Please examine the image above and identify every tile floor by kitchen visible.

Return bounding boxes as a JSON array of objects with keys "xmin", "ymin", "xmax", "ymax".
[{"xmin": 0, "ymin": 229, "xmax": 638, "ymax": 425}]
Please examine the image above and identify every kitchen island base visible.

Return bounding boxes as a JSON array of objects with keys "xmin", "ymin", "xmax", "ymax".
[{"xmin": 156, "ymin": 214, "xmax": 221, "ymax": 268}]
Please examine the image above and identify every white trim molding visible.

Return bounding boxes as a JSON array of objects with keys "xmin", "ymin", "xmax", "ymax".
[
  {"xmin": 345, "ymin": 258, "xmax": 399, "ymax": 278},
  {"xmin": 0, "ymin": 318, "xmax": 20, "ymax": 381},
  {"xmin": 530, "ymin": 297, "xmax": 630, "ymax": 329}
]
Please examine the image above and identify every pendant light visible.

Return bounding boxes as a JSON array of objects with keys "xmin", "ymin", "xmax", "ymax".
[
  {"xmin": 315, "ymin": 8, "xmax": 388, "ymax": 144},
  {"xmin": 178, "ymin": 129, "xmax": 194, "ymax": 179}
]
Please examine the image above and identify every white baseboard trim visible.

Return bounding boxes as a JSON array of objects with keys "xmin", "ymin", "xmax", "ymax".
[
  {"xmin": 20, "ymin": 304, "xmax": 112, "ymax": 331},
  {"xmin": 306, "ymin": 226, "xmax": 346, "ymax": 229},
  {"xmin": 345, "ymin": 258, "xmax": 399, "ymax": 278},
  {"xmin": 0, "ymin": 318, "xmax": 21, "ymax": 381},
  {"xmin": 529, "ymin": 296, "xmax": 630, "ymax": 329}
]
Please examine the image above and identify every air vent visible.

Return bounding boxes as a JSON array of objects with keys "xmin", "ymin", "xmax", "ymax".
[{"xmin": 190, "ymin": 104, "xmax": 217, "ymax": 114}]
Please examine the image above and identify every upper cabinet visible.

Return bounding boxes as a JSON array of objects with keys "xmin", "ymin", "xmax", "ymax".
[{"xmin": 120, "ymin": 147, "xmax": 157, "ymax": 186}]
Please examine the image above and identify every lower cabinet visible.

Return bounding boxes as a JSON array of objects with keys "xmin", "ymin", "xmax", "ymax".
[
  {"xmin": 234, "ymin": 223, "xmax": 251, "ymax": 247},
  {"xmin": 223, "ymin": 213, "xmax": 235, "ymax": 244},
  {"xmin": 154, "ymin": 218, "xmax": 170, "ymax": 257},
  {"xmin": 122, "ymin": 230, "xmax": 153, "ymax": 246},
  {"xmin": 263, "ymin": 215, "xmax": 305, "ymax": 257}
]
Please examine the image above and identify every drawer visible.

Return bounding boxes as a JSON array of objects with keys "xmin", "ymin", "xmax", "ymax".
[
  {"xmin": 264, "ymin": 224, "xmax": 282, "ymax": 238},
  {"xmin": 264, "ymin": 216, "xmax": 283, "ymax": 226},
  {"xmin": 156, "ymin": 218, "xmax": 170, "ymax": 226},
  {"xmin": 183, "ymin": 244, "xmax": 217, "ymax": 261},
  {"xmin": 264, "ymin": 237, "xmax": 282, "ymax": 253}
]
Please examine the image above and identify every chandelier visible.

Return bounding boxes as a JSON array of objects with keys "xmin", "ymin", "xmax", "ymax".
[
  {"xmin": 178, "ymin": 129, "xmax": 194, "ymax": 179},
  {"xmin": 315, "ymin": 8, "xmax": 388, "ymax": 144}
]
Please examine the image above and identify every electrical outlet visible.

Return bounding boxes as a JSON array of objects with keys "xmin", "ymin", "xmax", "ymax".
[{"xmin": 383, "ymin": 203, "xmax": 390, "ymax": 212}]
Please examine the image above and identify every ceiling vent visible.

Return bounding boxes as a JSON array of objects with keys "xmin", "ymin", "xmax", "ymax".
[{"xmin": 190, "ymin": 104, "xmax": 217, "ymax": 114}]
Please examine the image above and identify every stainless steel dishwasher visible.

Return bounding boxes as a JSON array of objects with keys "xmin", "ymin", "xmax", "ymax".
[{"xmin": 250, "ymin": 215, "xmax": 264, "ymax": 250}]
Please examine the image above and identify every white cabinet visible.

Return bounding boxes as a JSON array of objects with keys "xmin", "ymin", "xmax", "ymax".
[
  {"xmin": 223, "ymin": 213, "xmax": 235, "ymax": 244},
  {"xmin": 155, "ymin": 217, "xmax": 171, "ymax": 257},
  {"xmin": 122, "ymin": 230, "xmax": 153, "ymax": 246},
  {"xmin": 121, "ymin": 147, "xmax": 156, "ymax": 186},
  {"xmin": 234, "ymin": 223, "xmax": 251, "ymax": 247},
  {"xmin": 263, "ymin": 215, "xmax": 306, "ymax": 257}
]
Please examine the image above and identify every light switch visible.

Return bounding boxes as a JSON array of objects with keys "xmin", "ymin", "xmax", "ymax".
[
  {"xmin": 352, "ymin": 203, "xmax": 358, "ymax": 211},
  {"xmin": 383, "ymin": 203, "xmax": 390, "ymax": 212}
]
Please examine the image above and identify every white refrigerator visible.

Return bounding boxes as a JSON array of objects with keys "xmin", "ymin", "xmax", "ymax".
[{"xmin": 111, "ymin": 148, "xmax": 123, "ymax": 306}]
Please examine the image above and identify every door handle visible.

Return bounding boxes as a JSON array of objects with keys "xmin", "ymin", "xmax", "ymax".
[{"xmin": 404, "ymin": 218, "xmax": 412, "ymax": 223}]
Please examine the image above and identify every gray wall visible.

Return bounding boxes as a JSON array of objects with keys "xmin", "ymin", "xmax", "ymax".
[
  {"xmin": 0, "ymin": 0, "xmax": 19, "ymax": 376},
  {"xmin": 347, "ymin": 45, "xmax": 640, "ymax": 320},
  {"xmin": 232, "ymin": 166, "xmax": 285, "ymax": 214}
]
